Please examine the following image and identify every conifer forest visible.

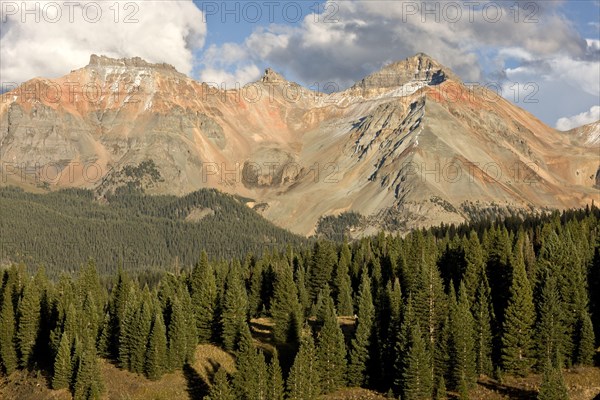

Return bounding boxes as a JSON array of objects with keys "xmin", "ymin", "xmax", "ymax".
[{"xmin": 0, "ymin": 189, "xmax": 599, "ymax": 400}]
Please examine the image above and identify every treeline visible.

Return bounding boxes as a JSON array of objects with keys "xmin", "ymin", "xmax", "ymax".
[
  {"xmin": 0, "ymin": 207, "xmax": 599, "ymax": 399},
  {"xmin": 0, "ymin": 186, "xmax": 305, "ymax": 278}
]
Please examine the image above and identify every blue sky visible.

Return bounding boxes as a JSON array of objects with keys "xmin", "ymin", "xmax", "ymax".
[{"xmin": 1, "ymin": 0, "xmax": 599, "ymax": 129}]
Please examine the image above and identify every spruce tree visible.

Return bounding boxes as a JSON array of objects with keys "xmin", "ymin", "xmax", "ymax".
[
  {"xmin": 574, "ymin": 310, "xmax": 595, "ymax": 366},
  {"xmin": 348, "ymin": 269, "xmax": 375, "ymax": 387},
  {"xmin": 333, "ymin": 251, "xmax": 354, "ymax": 316},
  {"xmin": 535, "ymin": 276, "xmax": 565, "ymax": 368},
  {"xmin": 268, "ymin": 350, "xmax": 285, "ymax": 400},
  {"xmin": 16, "ymin": 279, "xmax": 41, "ymax": 368},
  {"xmin": 501, "ymin": 248, "xmax": 535, "ymax": 376},
  {"xmin": 208, "ymin": 366, "xmax": 235, "ymax": 400},
  {"xmin": 145, "ymin": 310, "xmax": 168, "ymax": 380},
  {"xmin": 234, "ymin": 323, "xmax": 267, "ymax": 400},
  {"xmin": 221, "ymin": 265, "xmax": 249, "ymax": 351},
  {"xmin": 52, "ymin": 332, "xmax": 73, "ymax": 390},
  {"xmin": 190, "ymin": 251, "xmax": 217, "ymax": 343},
  {"xmin": 449, "ymin": 282, "xmax": 476, "ymax": 392},
  {"xmin": 0, "ymin": 292, "xmax": 17, "ymax": 375},
  {"xmin": 287, "ymin": 333, "xmax": 321, "ymax": 400},
  {"xmin": 73, "ymin": 338, "xmax": 102, "ymax": 400},
  {"xmin": 472, "ymin": 271, "xmax": 493, "ymax": 376},
  {"xmin": 167, "ymin": 295, "xmax": 192, "ymax": 369},
  {"xmin": 401, "ymin": 323, "xmax": 433, "ymax": 400},
  {"xmin": 271, "ymin": 262, "xmax": 302, "ymax": 345},
  {"xmin": 308, "ymin": 240, "xmax": 337, "ymax": 302},
  {"xmin": 316, "ymin": 295, "xmax": 347, "ymax": 393},
  {"xmin": 537, "ymin": 360, "xmax": 568, "ymax": 400}
]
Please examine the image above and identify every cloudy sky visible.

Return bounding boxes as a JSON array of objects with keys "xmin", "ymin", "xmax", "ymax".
[{"xmin": 1, "ymin": 0, "xmax": 599, "ymax": 129}]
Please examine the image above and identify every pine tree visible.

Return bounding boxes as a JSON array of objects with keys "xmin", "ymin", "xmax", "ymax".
[
  {"xmin": 308, "ymin": 240, "xmax": 337, "ymax": 302},
  {"xmin": 316, "ymin": 295, "xmax": 347, "ymax": 393},
  {"xmin": 401, "ymin": 323, "xmax": 433, "ymax": 400},
  {"xmin": 145, "ymin": 310, "xmax": 168, "ymax": 380},
  {"xmin": 190, "ymin": 251, "xmax": 217, "ymax": 343},
  {"xmin": 448, "ymin": 282, "xmax": 476, "ymax": 392},
  {"xmin": 234, "ymin": 323, "xmax": 268, "ymax": 400},
  {"xmin": 167, "ymin": 295, "xmax": 192, "ymax": 369},
  {"xmin": 537, "ymin": 360, "xmax": 568, "ymax": 400},
  {"xmin": 574, "ymin": 310, "xmax": 595, "ymax": 366},
  {"xmin": 267, "ymin": 350, "xmax": 285, "ymax": 400},
  {"xmin": 462, "ymin": 231, "xmax": 485, "ymax": 306},
  {"xmin": 221, "ymin": 265, "xmax": 249, "ymax": 351},
  {"xmin": 535, "ymin": 276, "xmax": 565, "ymax": 368},
  {"xmin": 102, "ymin": 269, "xmax": 130, "ymax": 359},
  {"xmin": 347, "ymin": 269, "xmax": 375, "ymax": 387},
  {"xmin": 129, "ymin": 292, "xmax": 153, "ymax": 373},
  {"xmin": 0, "ymin": 291, "xmax": 18, "ymax": 375},
  {"xmin": 287, "ymin": 333, "xmax": 321, "ymax": 400},
  {"xmin": 333, "ymin": 251, "xmax": 354, "ymax": 316},
  {"xmin": 472, "ymin": 271, "xmax": 493, "ymax": 376},
  {"xmin": 208, "ymin": 366, "xmax": 235, "ymax": 400},
  {"xmin": 271, "ymin": 262, "xmax": 302, "ymax": 345},
  {"xmin": 501, "ymin": 248, "xmax": 535, "ymax": 376},
  {"xmin": 52, "ymin": 332, "xmax": 72, "ymax": 390},
  {"xmin": 16, "ymin": 279, "xmax": 41, "ymax": 368},
  {"xmin": 73, "ymin": 338, "xmax": 103, "ymax": 400}
]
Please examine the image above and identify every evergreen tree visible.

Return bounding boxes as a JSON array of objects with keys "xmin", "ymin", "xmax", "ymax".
[
  {"xmin": 316, "ymin": 295, "xmax": 347, "ymax": 393},
  {"xmin": 308, "ymin": 240, "xmax": 337, "ymax": 302},
  {"xmin": 234, "ymin": 324, "xmax": 268, "ymax": 400},
  {"xmin": 145, "ymin": 310, "xmax": 167, "ymax": 380},
  {"xmin": 208, "ymin": 367, "xmax": 235, "ymax": 400},
  {"xmin": 348, "ymin": 269, "xmax": 375, "ymax": 386},
  {"xmin": 333, "ymin": 253, "xmax": 354, "ymax": 316},
  {"xmin": 190, "ymin": 251, "xmax": 218, "ymax": 343},
  {"xmin": 462, "ymin": 231, "xmax": 485, "ymax": 306},
  {"xmin": 574, "ymin": 310, "xmax": 595, "ymax": 366},
  {"xmin": 537, "ymin": 361, "xmax": 568, "ymax": 400},
  {"xmin": 267, "ymin": 350, "xmax": 285, "ymax": 400},
  {"xmin": 535, "ymin": 276, "xmax": 566, "ymax": 368},
  {"xmin": 102, "ymin": 269, "xmax": 130, "ymax": 359},
  {"xmin": 52, "ymin": 332, "xmax": 72, "ymax": 390},
  {"xmin": 271, "ymin": 262, "xmax": 302, "ymax": 345},
  {"xmin": 167, "ymin": 295, "xmax": 193, "ymax": 369},
  {"xmin": 73, "ymin": 339, "xmax": 102, "ymax": 400},
  {"xmin": 0, "ymin": 291, "xmax": 17, "ymax": 375},
  {"xmin": 448, "ymin": 282, "xmax": 476, "ymax": 392},
  {"xmin": 221, "ymin": 265, "xmax": 249, "ymax": 351},
  {"xmin": 287, "ymin": 333, "xmax": 321, "ymax": 400},
  {"xmin": 401, "ymin": 323, "xmax": 433, "ymax": 400},
  {"xmin": 472, "ymin": 271, "xmax": 494, "ymax": 376},
  {"xmin": 129, "ymin": 292, "xmax": 153, "ymax": 373},
  {"xmin": 16, "ymin": 279, "xmax": 41, "ymax": 368},
  {"xmin": 501, "ymin": 248, "xmax": 535, "ymax": 376}
]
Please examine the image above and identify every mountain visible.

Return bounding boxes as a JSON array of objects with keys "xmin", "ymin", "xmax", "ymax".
[{"xmin": 1, "ymin": 53, "xmax": 598, "ymax": 235}]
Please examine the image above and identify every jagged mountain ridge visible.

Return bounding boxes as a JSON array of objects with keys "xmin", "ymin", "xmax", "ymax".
[{"xmin": 1, "ymin": 53, "xmax": 598, "ymax": 235}]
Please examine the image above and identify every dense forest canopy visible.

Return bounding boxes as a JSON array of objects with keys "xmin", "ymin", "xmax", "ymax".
[{"xmin": 0, "ymin": 187, "xmax": 599, "ymax": 399}]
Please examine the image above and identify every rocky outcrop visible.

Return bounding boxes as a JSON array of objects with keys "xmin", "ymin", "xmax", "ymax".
[{"xmin": 1, "ymin": 54, "xmax": 598, "ymax": 236}]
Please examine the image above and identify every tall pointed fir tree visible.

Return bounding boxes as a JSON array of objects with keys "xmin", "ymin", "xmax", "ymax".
[
  {"xmin": 308, "ymin": 240, "xmax": 337, "ymax": 302},
  {"xmin": 316, "ymin": 295, "xmax": 347, "ymax": 393},
  {"xmin": 73, "ymin": 338, "xmax": 103, "ymax": 400},
  {"xmin": 333, "ymin": 249, "xmax": 354, "ymax": 316},
  {"xmin": 221, "ymin": 264, "xmax": 249, "ymax": 351},
  {"xmin": 574, "ymin": 310, "xmax": 595, "ymax": 366},
  {"xmin": 472, "ymin": 270, "xmax": 494, "ymax": 377},
  {"xmin": 167, "ymin": 294, "xmax": 195, "ymax": 369},
  {"xmin": 348, "ymin": 269, "xmax": 375, "ymax": 387},
  {"xmin": 268, "ymin": 349, "xmax": 285, "ymax": 400},
  {"xmin": 0, "ymin": 290, "xmax": 17, "ymax": 375},
  {"xmin": 145, "ymin": 309, "xmax": 168, "ymax": 380},
  {"xmin": 208, "ymin": 367, "xmax": 236, "ymax": 400},
  {"xmin": 535, "ymin": 275, "xmax": 565, "ymax": 369},
  {"xmin": 401, "ymin": 322, "xmax": 433, "ymax": 400},
  {"xmin": 270, "ymin": 261, "xmax": 302, "ymax": 345},
  {"xmin": 190, "ymin": 251, "xmax": 217, "ymax": 343},
  {"xmin": 16, "ymin": 279, "xmax": 41, "ymax": 368},
  {"xmin": 448, "ymin": 282, "xmax": 476, "ymax": 394},
  {"xmin": 52, "ymin": 331, "xmax": 73, "ymax": 390},
  {"xmin": 234, "ymin": 323, "xmax": 268, "ymax": 400},
  {"xmin": 501, "ymin": 247, "xmax": 535, "ymax": 376},
  {"xmin": 537, "ymin": 359, "xmax": 568, "ymax": 400},
  {"xmin": 287, "ymin": 333, "xmax": 321, "ymax": 400}
]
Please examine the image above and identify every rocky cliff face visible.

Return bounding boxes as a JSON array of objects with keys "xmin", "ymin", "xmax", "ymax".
[{"xmin": 1, "ymin": 53, "xmax": 598, "ymax": 235}]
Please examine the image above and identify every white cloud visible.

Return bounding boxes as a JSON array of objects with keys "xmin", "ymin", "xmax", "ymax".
[
  {"xmin": 0, "ymin": 0, "xmax": 206, "ymax": 84},
  {"xmin": 556, "ymin": 105, "xmax": 600, "ymax": 130}
]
